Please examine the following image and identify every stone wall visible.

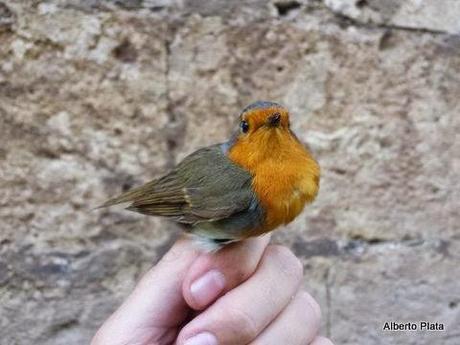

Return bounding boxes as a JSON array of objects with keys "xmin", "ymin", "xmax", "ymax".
[{"xmin": 1, "ymin": 1, "xmax": 459, "ymax": 344}]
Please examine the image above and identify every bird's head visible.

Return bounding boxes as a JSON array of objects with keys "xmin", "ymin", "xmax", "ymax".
[
  {"xmin": 228, "ymin": 101, "xmax": 304, "ymax": 170},
  {"xmin": 237, "ymin": 101, "xmax": 290, "ymax": 138}
]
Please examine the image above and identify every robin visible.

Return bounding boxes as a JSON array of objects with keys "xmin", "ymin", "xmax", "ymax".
[{"xmin": 100, "ymin": 101, "xmax": 320, "ymax": 250}]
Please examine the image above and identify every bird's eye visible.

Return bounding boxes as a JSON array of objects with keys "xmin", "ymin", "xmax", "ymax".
[{"xmin": 240, "ymin": 120, "xmax": 249, "ymax": 133}]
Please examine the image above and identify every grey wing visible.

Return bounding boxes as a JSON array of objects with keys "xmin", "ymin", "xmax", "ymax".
[
  {"xmin": 177, "ymin": 145, "xmax": 265, "ymax": 240},
  {"xmin": 109, "ymin": 144, "xmax": 257, "ymax": 226},
  {"xmin": 177, "ymin": 145, "xmax": 255, "ymax": 222}
]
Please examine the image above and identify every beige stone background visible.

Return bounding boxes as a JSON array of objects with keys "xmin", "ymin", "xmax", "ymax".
[{"xmin": 1, "ymin": 0, "xmax": 459, "ymax": 344}]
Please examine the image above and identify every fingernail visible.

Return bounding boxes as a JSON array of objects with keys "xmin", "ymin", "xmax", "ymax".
[
  {"xmin": 190, "ymin": 269, "xmax": 226, "ymax": 306},
  {"xmin": 184, "ymin": 332, "xmax": 218, "ymax": 345}
]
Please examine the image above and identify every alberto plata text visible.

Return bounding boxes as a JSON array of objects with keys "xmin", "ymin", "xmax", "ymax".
[{"xmin": 383, "ymin": 321, "xmax": 444, "ymax": 331}]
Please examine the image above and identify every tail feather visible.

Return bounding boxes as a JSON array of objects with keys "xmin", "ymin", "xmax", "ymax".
[{"xmin": 96, "ymin": 180, "xmax": 157, "ymax": 209}]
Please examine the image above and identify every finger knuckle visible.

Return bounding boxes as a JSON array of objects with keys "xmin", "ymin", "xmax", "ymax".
[
  {"xmin": 298, "ymin": 291, "xmax": 322, "ymax": 321},
  {"xmin": 224, "ymin": 306, "xmax": 259, "ymax": 341},
  {"xmin": 231, "ymin": 263, "xmax": 253, "ymax": 282},
  {"xmin": 267, "ymin": 245, "xmax": 303, "ymax": 281}
]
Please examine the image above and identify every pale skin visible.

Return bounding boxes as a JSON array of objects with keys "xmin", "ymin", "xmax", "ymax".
[{"xmin": 92, "ymin": 235, "xmax": 334, "ymax": 345}]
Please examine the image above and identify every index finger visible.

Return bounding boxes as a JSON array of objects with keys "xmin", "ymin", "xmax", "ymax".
[
  {"xmin": 182, "ymin": 234, "xmax": 271, "ymax": 310},
  {"xmin": 92, "ymin": 237, "xmax": 200, "ymax": 345}
]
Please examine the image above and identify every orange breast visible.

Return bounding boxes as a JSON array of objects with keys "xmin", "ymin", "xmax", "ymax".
[{"xmin": 229, "ymin": 130, "xmax": 320, "ymax": 236}]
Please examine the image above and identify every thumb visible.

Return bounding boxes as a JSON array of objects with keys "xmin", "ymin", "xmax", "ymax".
[{"xmin": 92, "ymin": 237, "xmax": 200, "ymax": 345}]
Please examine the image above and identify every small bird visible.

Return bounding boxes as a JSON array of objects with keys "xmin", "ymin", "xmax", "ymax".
[{"xmin": 100, "ymin": 101, "xmax": 320, "ymax": 250}]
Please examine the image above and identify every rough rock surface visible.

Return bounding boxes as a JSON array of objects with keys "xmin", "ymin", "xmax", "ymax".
[{"xmin": 1, "ymin": 1, "xmax": 459, "ymax": 344}]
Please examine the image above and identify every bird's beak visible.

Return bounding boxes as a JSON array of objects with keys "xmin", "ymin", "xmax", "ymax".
[{"xmin": 267, "ymin": 113, "xmax": 281, "ymax": 127}]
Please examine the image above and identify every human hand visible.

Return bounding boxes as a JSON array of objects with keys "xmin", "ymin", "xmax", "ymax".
[{"xmin": 91, "ymin": 235, "xmax": 334, "ymax": 345}]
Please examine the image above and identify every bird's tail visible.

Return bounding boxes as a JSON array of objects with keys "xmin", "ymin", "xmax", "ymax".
[{"xmin": 95, "ymin": 180, "xmax": 157, "ymax": 209}]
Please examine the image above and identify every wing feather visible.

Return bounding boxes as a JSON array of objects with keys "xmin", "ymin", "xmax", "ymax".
[{"xmin": 99, "ymin": 144, "xmax": 254, "ymax": 224}]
